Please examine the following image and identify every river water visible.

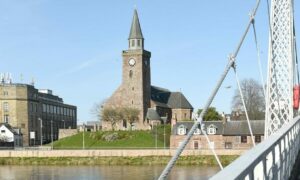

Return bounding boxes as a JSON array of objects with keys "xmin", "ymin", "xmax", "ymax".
[{"xmin": 0, "ymin": 165, "xmax": 219, "ymax": 180}]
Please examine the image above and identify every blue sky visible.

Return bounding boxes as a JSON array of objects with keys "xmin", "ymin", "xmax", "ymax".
[{"xmin": 0, "ymin": 1, "xmax": 299, "ymax": 124}]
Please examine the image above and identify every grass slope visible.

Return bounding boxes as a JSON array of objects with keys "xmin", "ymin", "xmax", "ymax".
[{"xmin": 53, "ymin": 126, "xmax": 171, "ymax": 149}]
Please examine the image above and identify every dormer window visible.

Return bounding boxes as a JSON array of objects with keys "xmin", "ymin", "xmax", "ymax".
[
  {"xmin": 177, "ymin": 125, "xmax": 186, "ymax": 135},
  {"xmin": 194, "ymin": 128, "xmax": 201, "ymax": 135},
  {"xmin": 207, "ymin": 124, "xmax": 217, "ymax": 135}
]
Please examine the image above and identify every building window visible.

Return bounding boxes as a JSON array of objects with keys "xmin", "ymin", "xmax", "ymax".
[
  {"xmin": 1, "ymin": 130, "xmax": 5, "ymax": 133},
  {"xmin": 21, "ymin": 124, "xmax": 25, "ymax": 128},
  {"xmin": 207, "ymin": 125, "xmax": 217, "ymax": 135},
  {"xmin": 194, "ymin": 128, "xmax": 201, "ymax": 135},
  {"xmin": 184, "ymin": 113, "xmax": 187, "ymax": 119},
  {"xmin": 241, "ymin": 136, "xmax": 247, "ymax": 143},
  {"xmin": 4, "ymin": 115, "xmax": 9, "ymax": 123},
  {"xmin": 194, "ymin": 141, "xmax": 199, "ymax": 149},
  {"xmin": 42, "ymin": 104, "xmax": 46, "ymax": 113},
  {"xmin": 129, "ymin": 70, "xmax": 133, "ymax": 78},
  {"xmin": 255, "ymin": 136, "xmax": 261, "ymax": 143},
  {"xmin": 137, "ymin": 39, "xmax": 141, "ymax": 47},
  {"xmin": 225, "ymin": 142, "xmax": 233, "ymax": 149},
  {"xmin": 123, "ymin": 120, "xmax": 127, "ymax": 129},
  {"xmin": 131, "ymin": 40, "xmax": 135, "ymax": 47},
  {"xmin": 177, "ymin": 125, "xmax": 186, "ymax": 135},
  {"xmin": 3, "ymin": 91, "xmax": 8, "ymax": 96},
  {"xmin": 3, "ymin": 102, "xmax": 9, "ymax": 112}
]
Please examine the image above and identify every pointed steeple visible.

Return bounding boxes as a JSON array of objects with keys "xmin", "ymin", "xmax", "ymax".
[{"xmin": 128, "ymin": 9, "xmax": 144, "ymax": 50}]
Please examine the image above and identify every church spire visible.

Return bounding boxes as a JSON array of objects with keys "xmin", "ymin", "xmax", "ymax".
[{"xmin": 128, "ymin": 9, "xmax": 144, "ymax": 50}]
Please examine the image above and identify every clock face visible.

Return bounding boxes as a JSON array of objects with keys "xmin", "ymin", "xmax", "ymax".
[{"xmin": 128, "ymin": 58, "xmax": 136, "ymax": 66}]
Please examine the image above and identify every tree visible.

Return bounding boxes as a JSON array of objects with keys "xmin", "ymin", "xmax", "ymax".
[
  {"xmin": 121, "ymin": 107, "xmax": 140, "ymax": 130},
  {"xmin": 90, "ymin": 99, "xmax": 107, "ymax": 122},
  {"xmin": 101, "ymin": 107, "xmax": 123, "ymax": 131},
  {"xmin": 0, "ymin": 135, "xmax": 9, "ymax": 142},
  {"xmin": 231, "ymin": 78, "xmax": 265, "ymax": 120},
  {"xmin": 197, "ymin": 107, "xmax": 222, "ymax": 121}
]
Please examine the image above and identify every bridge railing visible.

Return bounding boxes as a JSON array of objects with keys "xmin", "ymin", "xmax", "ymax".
[{"xmin": 210, "ymin": 116, "xmax": 300, "ymax": 180}]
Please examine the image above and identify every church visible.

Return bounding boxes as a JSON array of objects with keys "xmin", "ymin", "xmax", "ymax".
[{"xmin": 102, "ymin": 9, "xmax": 193, "ymax": 130}]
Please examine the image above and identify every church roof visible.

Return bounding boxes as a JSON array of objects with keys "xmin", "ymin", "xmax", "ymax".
[
  {"xmin": 151, "ymin": 86, "xmax": 193, "ymax": 109},
  {"xmin": 128, "ymin": 9, "xmax": 144, "ymax": 39},
  {"xmin": 146, "ymin": 108, "xmax": 161, "ymax": 120}
]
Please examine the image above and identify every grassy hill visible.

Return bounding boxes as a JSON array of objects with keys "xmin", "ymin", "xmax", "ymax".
[{"xmin": 52, "ymin": 125, "xmax": 171, "ymax": 149}]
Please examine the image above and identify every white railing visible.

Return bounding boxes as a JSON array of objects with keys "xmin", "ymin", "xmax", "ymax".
[{"xmin": 210, "ymin": 116, "xmax": 300, "ymax": 180}]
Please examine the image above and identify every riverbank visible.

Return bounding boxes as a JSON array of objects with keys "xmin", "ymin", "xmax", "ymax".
[{"xmin": 0, "ymin": 155, "xmax": 238, "ymax": 166}]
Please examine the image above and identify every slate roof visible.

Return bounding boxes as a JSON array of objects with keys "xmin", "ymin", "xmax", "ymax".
[
  {"xmin": 128, "ymin": 9, "xmax": 144, "ymax": 39},
  {"xmin": 172, "ymin": 120, "xmax": 265, "ymax": 136},
  {"xmin": 172, "ymin": 121, "xmax": 223, "ymax": 135},
  {"xmin": 146, "ymin": 108, "xmax": 161, "ymax": 120},
  {"xmin": 151, "ymin": 86, "xmax": 193, "ymax": 109},
  {"xmin": 0, "ymin": 123, "xmax": 21, "ymax": 135},
  {"xmin": 223, "ymin": 120, "xmax": 265, "ymax": 135}
]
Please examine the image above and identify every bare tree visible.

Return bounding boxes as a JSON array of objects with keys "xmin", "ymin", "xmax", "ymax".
[
  {"xmin": 90, "ymin": 99, "xmax": 107, "ymax": 122},
  {"xmin": 101, "ymin": 107, "xmax": 123, "ymax": 131},
  {"xmin": 232, "ymin": 78, "xmax": 265, "ymax": 120},
  {"xmin": 0, "ymin": 135, "xmax": 9, "ymax": 142},
  {"xmin": 121, "ymin": 107, "xmax": 140, "ymax": 130}
]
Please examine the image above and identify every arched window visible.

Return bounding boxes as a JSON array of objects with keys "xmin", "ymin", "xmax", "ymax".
[{"xmin": 129, "ymin": 70, "xmax": 133, "ymax": 78}]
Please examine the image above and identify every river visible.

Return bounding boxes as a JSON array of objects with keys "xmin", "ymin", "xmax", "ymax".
[{"xmin": 0, "ymin": 165, "xmax": 219, "ymax": 180}]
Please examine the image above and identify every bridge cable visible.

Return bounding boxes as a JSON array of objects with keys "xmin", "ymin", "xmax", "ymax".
[
  {"xmin": 232, "ymin": 62, "xmax": 256, "ymax": 146},
  {"xmin": 158, "ymin": 0, "xmax": 261, "ymax": 179},
  {"xmin": 252, "ymin": 21, "xmax": 266, "ymax": 98}
]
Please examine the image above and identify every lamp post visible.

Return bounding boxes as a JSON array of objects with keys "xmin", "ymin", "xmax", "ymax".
[
  {"xmin": 82, "ymin": 123, "xmax": 85, "ymax": 150},
  {"xmin": 62, "ymin": 120, "xmax": 65, "ymax": 129},
  {"xmin": 164, "ymin": 118, "xmax": 166, "ymax": 149},
  {"xmin": 51, "ymin": 120, "xmax": 53, "ymax": 150},
  {"xmin": 38, "ymin": 118, "xmax": 43, "ymax": 146}
]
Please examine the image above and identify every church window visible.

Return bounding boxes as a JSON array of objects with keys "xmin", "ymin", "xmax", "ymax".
[
  {"xmin": 137, "ymin": 39, "xmax": 141, "ymax": 47},
  {"xmin": 184, "ymin": 113, "xmax": 187, "ymax": 119},
  {"xmin": 129, "ymin": 70, "xmax": 133, "ymax": 78},
  {"xmin": 131, "ymin": 40, "xmax": 135, "ymax": 47},
  {"xmin": 132, "ymin": 100, "xmax": 133, "ymax": 104},
  {"xmin": 132, "ymin": 87, "xmax": 134, "ymax": 91}
]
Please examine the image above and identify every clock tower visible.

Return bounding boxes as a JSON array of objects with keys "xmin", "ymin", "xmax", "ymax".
[{"xmin": 121, "ymin": 9, "xmax": 151, "ymax": 126}]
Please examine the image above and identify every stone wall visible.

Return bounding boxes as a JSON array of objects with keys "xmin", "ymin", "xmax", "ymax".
[
  {"xmin": 0, "ymin": 149, "xmax": 245, "ymax": 157},
  {"xmin": 58, "ymin": 129, "xmax": 78, "ymax": 139}
]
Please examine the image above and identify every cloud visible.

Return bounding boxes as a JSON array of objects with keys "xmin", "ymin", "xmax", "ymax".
[{"xmin": 56, "ymin": 60, "xmax": 97, "ymax": 77}]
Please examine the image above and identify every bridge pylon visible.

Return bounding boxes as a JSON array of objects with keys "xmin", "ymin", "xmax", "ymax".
[{"xmin": 265, "ymin": 0, "xmax": 297, "ymax": 138}]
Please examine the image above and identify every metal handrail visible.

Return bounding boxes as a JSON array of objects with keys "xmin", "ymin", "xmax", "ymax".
[{"xmin": 210, "ymin": 116, "xmax": 300, "ymax": 179}]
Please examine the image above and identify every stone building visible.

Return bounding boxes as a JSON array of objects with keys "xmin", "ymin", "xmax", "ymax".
[
  {"xmin": 0, "ymin": 82, "xmax": 77, "ymax": 146},
  {"xmin": 170, "ymin": 120, "xmax": 264, "ymax": 149},
  {"xmin": 103, "ymin": 9, "xmax": 193, "ymax": 130}
]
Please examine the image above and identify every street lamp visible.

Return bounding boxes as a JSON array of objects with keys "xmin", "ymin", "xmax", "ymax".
[
  {"xmin": 163, "ymin": 118, "xmax": 166, "ymax": 149},
  {"xmin": 38, "ymin": 118, "xmax": 43, "ymax": 146},
  {"xmin": 82, "ymin": 123, "xmax": 85, "ymax": 150},
  {"xmin": 51, "ymin": 120, "xmax": 53, "ymax": 150},
  {"xmin": 62, "ymin": 120, "xmax": 65, "ymax": 129}
]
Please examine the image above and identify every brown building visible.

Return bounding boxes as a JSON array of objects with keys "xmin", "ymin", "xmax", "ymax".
[
  {"xmin": 103, "ymin": 9, "xmax": 193, "ymax": 130},
  {"xmin": 170, "ymin": 120, "xmax": 264, "ymax": 150},
  {"xmin": 0, "ymin": 81, "xmax": 77, "ymax": 146}
]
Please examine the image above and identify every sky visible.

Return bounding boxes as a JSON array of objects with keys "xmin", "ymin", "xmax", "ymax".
[{"xmin": 0, "ymin": 1, "xmax": 299, "ymax": 124}]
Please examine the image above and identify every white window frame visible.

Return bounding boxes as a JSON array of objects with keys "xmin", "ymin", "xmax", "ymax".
[
  {"xmin": 194, "ymin": 128, "xmax": 201, "ymax": 135},
  {"xmin": 207, "ymin": 125, "xmax": 217, "ymax": 135},
  {"xmin": 177, "ymin": 125, "xmax": 186, "ymax": 135}
]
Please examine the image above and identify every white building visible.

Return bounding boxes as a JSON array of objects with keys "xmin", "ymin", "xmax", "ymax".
[{"xmin": 0, "ymin": 123, "xmax": 23, "ymax": 147}]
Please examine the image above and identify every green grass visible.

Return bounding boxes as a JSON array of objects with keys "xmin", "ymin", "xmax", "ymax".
[
  {"xmin": 52, "ymin": 126, "xmax": 171, "ymax": 149},
  {"xmin": 0, "ymin": 156, "xmax": 238, "ymax": 166}
]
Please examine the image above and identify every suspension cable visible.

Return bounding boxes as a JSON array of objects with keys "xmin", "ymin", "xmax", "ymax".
[
  {"xmin": 232, "ymin": 62, "xmax": 256, "ymax": 146},
  {"xmin": 158, "ymin": 0, "xmax": 261, "ymax": 179},
  {"xmin": 252, "ymin": 21, "xmax": 266, "ymax": 97}
]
